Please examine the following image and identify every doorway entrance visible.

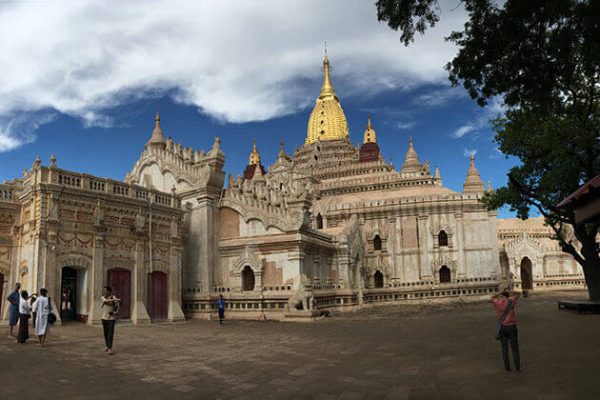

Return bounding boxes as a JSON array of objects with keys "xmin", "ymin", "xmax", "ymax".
[
  {"xmin": 439, "ymin": 265, "xmax": 451, "ymax": 283},
  {"xmin": 520, "ymin": 257, "xmax": 533, "ymax": 290},
  {"xmin": 107, "ymin": 268, "xmax": 131, "ymax": 320},
  {"xmin": 148, "ymin": 271, "xmax": 168, "ymax": 321},
  {"xmin": 242, "ymin": 266, "xmax": 255, "ymax": 292},
  {"xmin": 374, "ymin": 270, "xmax": 384, "ymax": 288},
  {"xmin": 60, "ymin": 267, "xmax": 77, "ymax": 321}
]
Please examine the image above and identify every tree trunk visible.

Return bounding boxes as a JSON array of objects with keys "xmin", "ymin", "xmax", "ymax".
[{"xmin": 580, "ymin": 241, "xmax": 600, "ymax": 301}]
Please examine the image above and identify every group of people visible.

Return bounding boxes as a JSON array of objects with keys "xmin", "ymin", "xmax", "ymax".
[
  {"xmin": 6, "ymin": 282, "xmax": 52, "ymax": 347},
  {"xmin": 8, "ymin": 280, "xmax": 520, "ymax": 370}
]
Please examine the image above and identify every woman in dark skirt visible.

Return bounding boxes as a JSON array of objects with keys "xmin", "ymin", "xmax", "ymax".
[{"xmin": 17, "ymin": 290, "xmax": 31, "ymax": 344}]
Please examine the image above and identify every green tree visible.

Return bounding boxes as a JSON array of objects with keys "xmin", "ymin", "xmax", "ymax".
[{"xmin": 377, "ymin": 0, "xmax": 600, "ymax": 299}]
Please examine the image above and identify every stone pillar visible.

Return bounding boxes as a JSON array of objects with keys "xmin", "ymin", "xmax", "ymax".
[
  {"xmin": 132, "ymin": 239, "xmax": 151, "ymax": 324},
  {"xmin": 455, "ymin": 213, "xmax": 466, "ymax": 278},
  {"xmin": 168, "ymin": 245, "xmax": 185, "ymax": 321},
  {"xmin": 418, "ymin": 215, "xmax": 431, "ymax": 279},
  {"xmin": 288, "ymin": 248, "xmax": 305, "ymax": 289},
  {"xmin": 389, "ymin": 216, "xmax": 399, "ymax": 283},
  {"xmin": 45, "ymin": 224, "xmax": 60, "ymax": 321},
  {"xmin": 487, "ymin": 210, "xmax": 501, "ymax": 279},
  {"xmin": 87, "ymin": 233, "xmax": 105, "ymax": 325},
  {"xmin": 186, "ymin": 195, "xmax": 219, "ymax": 295},
  {"xmin": 338, "ymin": 254, "xmax": 351, "ymax": 289}
]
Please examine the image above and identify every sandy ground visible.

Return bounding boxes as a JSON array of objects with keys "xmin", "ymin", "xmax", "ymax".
[{"xmin": 1, "ymin": 290, "xmax": 599, "ymax": 400}]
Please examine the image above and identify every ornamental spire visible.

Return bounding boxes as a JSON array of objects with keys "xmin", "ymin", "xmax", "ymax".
[
  {"xmin": 463, "ymin": 154, "xmax": 485, "ymax": 193},
  {"xmin": 363, "ymin": 115, "xmax": 377, "ymax": 144},
  {"xmin": 248, "ymin": 139, "xmax": 261, "ymax": 165},
  {"xmin": 319, "ymin": 54, "xmax": 337, "ymax": 100},
  {"xmin": 148, "ymin": 113, "xmax": 165, "ymax": 146},
  {"xmin": 400, "ymin": 136, "xmax": 422, "ymax": 174}
]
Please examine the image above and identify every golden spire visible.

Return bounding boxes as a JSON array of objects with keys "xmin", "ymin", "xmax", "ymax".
[
  {"xmin": 306, "ymin": 54, "xmax": 349, "ymax": 144},
  {"xmin": 248, "ymin": 139, "xmax": 261, "ymax": 165},
  {"xmin": 148, "ymin": 113, "xmax": 165, "ymax": 145},
  {"xmin": 319, "ymin": 55, "xmax": 337, "ymax": 100},
  {"xmin": 363, "ymin": 115, "xmax": 377, "ymax": 144}
]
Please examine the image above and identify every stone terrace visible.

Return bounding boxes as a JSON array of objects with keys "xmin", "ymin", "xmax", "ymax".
[{"xmin": 1, "ymin": 290, "xmax": 598, "ymax": 400}]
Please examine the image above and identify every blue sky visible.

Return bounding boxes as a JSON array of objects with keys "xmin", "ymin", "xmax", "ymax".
[{"xmin": 0, "ymin": 1, "xmax": 520, "ymax": 217}]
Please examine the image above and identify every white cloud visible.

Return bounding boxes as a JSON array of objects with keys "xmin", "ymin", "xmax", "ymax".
[
  {"xmin": 413, "ymin": 86, "xmax": 465, "ymax": 107},
  {"xmin": 0, "ymin": 0, "xmax": 467, "ymax": 151},
  {"xmin": 453, "ymin": 124, "xmax": 475, "ymax": 139},
  {"xmin": 0, "ymin": 112, "xmax": 57, "ymax": 152},
  {"xmin": 451, "ymin": 97, "xmax": 506, "ymax": 139},
  {"xmin": 396, "ymin": 121, "xmax": 416, "ymax": 129},
  {"xmin": 463, "ymin": 148, "xmax": 477, "ymax": 157}
]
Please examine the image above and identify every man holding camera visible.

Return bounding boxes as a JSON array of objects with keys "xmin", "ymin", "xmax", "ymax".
[
  {"xmin": 101, "ymin": 286, "xmax": 121, "ymax": 355},
  {"xmin": 491, "ymin": 283, "xmax": 522, "ymax": 371}
]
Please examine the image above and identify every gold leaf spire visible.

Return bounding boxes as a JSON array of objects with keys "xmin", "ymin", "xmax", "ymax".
[
  {"xmin": 363, "ymin": 115, "xmax": 377, "ymax": 144},
  {"xmin": 319, "ymin": 55, "xmax": 337, "ymax": 100},
  {"xmin": 249, "ymin": 139, "xmax": 261, "ymax": 165},
  {"xmin": 305, "ymin": 54, "xmax": 349, "ymax": 144}
]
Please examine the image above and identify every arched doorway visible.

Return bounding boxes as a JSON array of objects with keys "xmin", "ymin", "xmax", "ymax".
[
  {"xmin": 107, "ymin": 268, "xmax": 131, "ymax": 320},
  {"xmin": 316, "ymin": 214, "xmax": 323, "ymax": 229},
  {"xmin": 61, "ymin": 267, "xmax": 78, "ymax": 321},
  {"xmin": 520, "ymin": 257, "xmax": 533, "ymax": 290},
  {"xmin": 242, "ymin": 266, "xmax": 255, "ymax": 292},
  {"xmin": 148, "ymin": 271, "xmax": 168, "ymax": 321},
  {"xmin": 374, "ymin": 270, "xmax": 384, "ymax": 288},
  {"xmin": 439, "ymin": 265, "xmax": 451, "ymax": 283}
]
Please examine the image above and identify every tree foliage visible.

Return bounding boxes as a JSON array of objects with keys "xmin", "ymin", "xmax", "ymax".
[{"xmin": 377, "ymin": 0, "xmax": 600, "ymax": 298}]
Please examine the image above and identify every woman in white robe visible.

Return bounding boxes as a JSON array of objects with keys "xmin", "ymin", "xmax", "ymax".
[{"xmin": 32, "ymin": 288, "xmax": 50, "ymax": 347}]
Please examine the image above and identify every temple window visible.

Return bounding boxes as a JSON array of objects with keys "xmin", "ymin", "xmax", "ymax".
[
  {"xmin": 316, "ymin": 213, "xmax": 323, "ymax": 229},
  {"xmin": 438, "ymin": 230, "xmax": 448, "ymax": 247},
  {"xmin": 373, "ymin": 234, "xmax": 382, "ymax": 251}
]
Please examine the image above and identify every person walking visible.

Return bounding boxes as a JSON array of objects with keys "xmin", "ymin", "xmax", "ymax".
[
  {"xmin": 101, "ymin": 286, "xmax": 120, "ymax": 355},
  {"xmin": 31, "ymin": 288, "xmax": 50, "ymax": 348},
  {"xmin": 217, "ymin": 295, "xmax": 226, "ymax": 325},
  {"xmin": 17, "ymin": 290, "xmax": 31, "ymax": 344},
  {"xmin": 6, "ymin": 282, "xmax": 21, "ymax": 338},
  {"xmin": 491, "ymin": 284, "xmax": 522, "ymax": 371}
]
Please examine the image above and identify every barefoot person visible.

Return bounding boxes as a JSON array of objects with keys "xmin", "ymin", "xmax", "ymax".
[
  {"xmin": 32, "ymin": 288, "xmax": 50, "ymax": 347},
  {"xmin": 17, "ymin": 290, "xmax": 31, "ymax": 344},
  {"xmin": 6, "ymin": 282, "xmax": 21, "ymax": 338},
  {"xmin": 491, "ymin": 284, "xmax": 522, "ymax": 371},
  {"xmin": 101, "ymin": 286, "xmax": 120, "ymax": 355}
]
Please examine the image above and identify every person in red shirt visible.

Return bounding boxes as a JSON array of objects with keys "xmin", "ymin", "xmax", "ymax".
[{"xmin": 491, "ymin": 284, "xmax": 522, "ymax": 371}]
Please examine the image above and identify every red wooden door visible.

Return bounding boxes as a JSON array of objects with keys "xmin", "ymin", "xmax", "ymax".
[
  {"xmin": 107, "ymin": 268, "xmax": 131, "ymax": 319},
  {"xmin": 147, "ymin": 271, "xmax": 167, "ymax": 321}
]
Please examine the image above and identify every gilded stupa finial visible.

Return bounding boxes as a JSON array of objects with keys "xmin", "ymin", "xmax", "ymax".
[
  {"xmin": 305, "ymin": 52, "xmax": 349, "ymax": 144},
  {"xmin": 319, "ymin": 49, "xmax": 336, "ymax": 100},
  {"xmin": 249, "ymin": 139, "xmax": 261, "ymax": 165},
  {"xmin": 363, "ymin": 114, "xmax": 377, "ymax": 144}
]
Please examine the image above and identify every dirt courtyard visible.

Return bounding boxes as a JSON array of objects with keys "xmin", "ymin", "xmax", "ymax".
[{"xmin": 1, "ymin": 290, "xmax": 599, "ymax": 400}]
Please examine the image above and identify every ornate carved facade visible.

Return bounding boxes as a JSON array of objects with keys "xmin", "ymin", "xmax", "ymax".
[{"xmin": 1, "ymin": 56, "xmax": 584, "ymax": 323}]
